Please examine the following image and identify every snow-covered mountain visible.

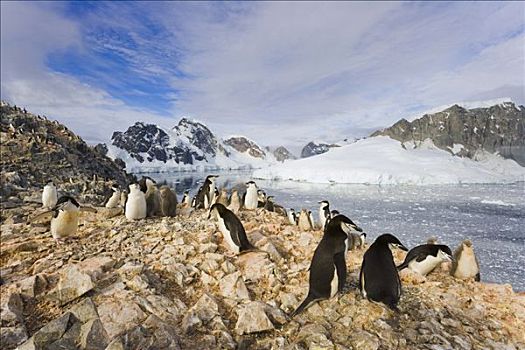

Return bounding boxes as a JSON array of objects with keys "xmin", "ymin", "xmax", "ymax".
[
  {"xmin": 254, "ymin": 101, "xmax": 525, "ymax": 185},
  {"xmin": 105, "ymin": 118, "xmax": 292, "ymax": 173}
]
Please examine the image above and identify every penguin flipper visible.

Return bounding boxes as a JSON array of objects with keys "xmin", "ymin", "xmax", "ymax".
[
  {"xmin": 28, "ymin": 211, "xmax": 53, "ymax": 223},
  {"xmin": 290, "ymin": 294, "xmax": 317, "ymax": 318},
  {"xmin": 334, "ymin": 252, "xmax": 347, "ymax": 292}
]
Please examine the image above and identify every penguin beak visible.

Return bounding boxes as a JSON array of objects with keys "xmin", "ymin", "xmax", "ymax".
[{"xmin": 398, "ymin": 244, "xmax": 409, "ymax": 252}]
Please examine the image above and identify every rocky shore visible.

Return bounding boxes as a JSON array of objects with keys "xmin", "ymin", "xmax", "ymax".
[{"xmin": 1, "ymin": 192, "xmax": 524, "ymax": 350}]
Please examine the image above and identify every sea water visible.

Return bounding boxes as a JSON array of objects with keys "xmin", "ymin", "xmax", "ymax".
[{"xmin": 148, "ymin": 170, "xmax": 525, "ymax": 291}]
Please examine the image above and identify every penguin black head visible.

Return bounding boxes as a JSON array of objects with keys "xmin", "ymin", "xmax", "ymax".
[
  {"xmin": 111, "ymin": 184, "xmax": 119, "ymax": 192},
  {"xmin": 436, "ymin": 244, "xmax": 453, "ymax": 260},
  {"xmin": 46, "ymin": 179, "xmax": 54, "ymax": 185},
  {"xmin": 267, "ymin": 196, "xmax": 275, "ymax": 202},
  {"xmin": 318, "ymin": 200, "xmax": 329, "ymax": 207},
  {"xmin": 55, "ymin": 195, "xmax": 80, "ymax": 209},
  {"xmin": 330, "ymin": 210, "xmax": 340, "ymax": 216},
  {"xmin": 327, "ymin": 214, "xmax": 361, "ymax": 235},
  {"xmin": 208, "ymin": 203, "xmax": 227, "ymax": 220},
  {"xmin": 246, "ymin": 181, "xmax": 256, "ymax": 186},
  {"xmin": 376, "ymin": 233, "xmax": 408, "ymax": 251},
  {"xmin": 184, "ymin": 190, "xmax": 189, "ymax": 195}
]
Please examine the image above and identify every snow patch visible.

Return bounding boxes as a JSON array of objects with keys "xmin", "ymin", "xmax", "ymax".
[{"xmin": 253, "ymin": 136, "xmax": 525, "ymax": 185}]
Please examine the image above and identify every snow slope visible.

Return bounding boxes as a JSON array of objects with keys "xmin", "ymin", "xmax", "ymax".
[{"xmin": 253, "ymin": 136, "xmax": 525, "ymax": 185}]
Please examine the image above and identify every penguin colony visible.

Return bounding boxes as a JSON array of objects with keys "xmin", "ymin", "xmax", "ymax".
[{"xmin": 30, "ymin": 174, "xmax": 483, "ymax": 317}]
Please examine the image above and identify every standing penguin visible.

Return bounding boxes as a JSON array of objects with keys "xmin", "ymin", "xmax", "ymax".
[
  {"xmin": 140, "ymin": 177, "xmax": 161, "ymax": 217},
  {"xmin": 244, "ymin": 181, "xmax": 259, "ymax": 210},
  {"xmin": 308, "ymin": 210, "xmax": 316, "ymax": 230},
  {"xmin": 181, "ymin": 190, "xmax": 191, "ymax": 207},
  {"xmin": 208, "ymin": 203, "xmax": 256, "ymax": 253},
  {"xmin": 216, "ymin": 188, "xmax": 229, "ymax": 207},
  {"xmin": 125, "ymin": 183, "xmax": 147, "ymax": 220},
  {"xmin": 264, "ymin": 196, "xmax": 275, "ymax": 212},
  {"xmin": 228, "ymin": 189, "xmax": 241, "ymax": 213},
  {"xmin": 359, "ymin": 233, "xmax": 408, "ymax": 310},
  {"xmin": 397, "ymin": 244, "xmax": 452, "ymax": 276},
  {"xmin": 291, "ymin": 215, "xmax": 356, "ymax": 317},
  {"xmin": 159, "ymin": 185, "xmax": 177, "ymax": 217},
  {"xmin": 42, "ymin": 180, "xmax": 58, "ymax": 209},
  {"xmin": 451, "ymin": 240, "xmax": 480, "ymax": 281},
  {"xmin": 257, "ymin": 190, "xmax": 267, "ymax": 208},
  {"xmin": 30, "ymin": 195, "xmax": 97, "ymax": 241},
  {"xmin": 298, "ymin": 209, "xmax": 313, "ymax": 231},
  {"xmin": 194, "ymin": 175, "xmax": 219, "ymax": 209},
  {"xmin": 288, "ymin": 209, "xmax": 298, "ymax": 225},
  {"xmin": 105, "ymin": 185, "xmax": 121, "ymax": 209},
  {"xmin": 318, "ymin": 201, "xmax": 331, "ymax": 229}
]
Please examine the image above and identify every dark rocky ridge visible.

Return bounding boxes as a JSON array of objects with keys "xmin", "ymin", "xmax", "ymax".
[
  {"xmin": 371, "ymin": 102, "xmax": 525, "ymax": 166},
  {"xmin": 300, "ymin": 141, "xmax": 340, "ymax": 158},
  {"xmin": 0, "ymin": 101, "xmax": 132, "ymax": 205},
  {"xmin": 272, "ymin": 146, "xmax": 295, "ymax": 162}
]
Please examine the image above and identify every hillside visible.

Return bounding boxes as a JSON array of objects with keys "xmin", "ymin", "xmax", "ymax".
[
  {"xmin": 105, "ymin": 120, "xmax": 294, "ymax": 172},
  {"xmin": 372, "ymin": 101, "xmax": 525, "ymax": 166},
  {"xmin": 0, "ymin": 102, "xmax": 132, "ymax": 207}
]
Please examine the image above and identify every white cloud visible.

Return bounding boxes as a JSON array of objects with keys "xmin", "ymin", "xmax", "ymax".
[{"xmin": 1, "ymin": 2, "xmax": 524, "ymax": 149}]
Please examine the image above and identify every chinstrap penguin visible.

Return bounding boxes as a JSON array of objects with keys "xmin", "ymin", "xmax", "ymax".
[
  {"xmin": 244, "ymin": 181, "xmax": 259, "ymax": 210},
  {"xmin": 208, "ymin": 203, "xmax": 256, "ymax": 254},
  {"xmin": 397, "ymin": 244, "xmax": 452, "ymax": 276},
  {"xmin": 318, "ymin": 201, "xmax": 331, "ymax": 229},
  {"xmin": 291, "ymin": 215, "xmax": 356, "ymax": 317},
  {"xmin": 105, "ymin": 185, "xmax": 121, "ymax": 209},
  {"xmin": 359, "ymin": 233, "xmax": 408, "ymax": 310}
]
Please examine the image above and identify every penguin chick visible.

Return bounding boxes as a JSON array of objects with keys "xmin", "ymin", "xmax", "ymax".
[
  {"xmin": 291, "ymin": 215, "xmax": 355, "ymax": 317},
  {"xmin": 298, "ymin": 209, "xmax": 313, "ymax": 231},
  {"xmin": 359, "ymin": 233, "xmax": 408, "ymax": 310},
  {"xmin": 125, "ymin": 183, "xmax": 147, "ymax": 220},
  {"xmin": 42, "ymin": 180, "xmax": 58, "ymax": 209},
  {"xmin": 208, "ymin": 203, "xmax": 256, "ymax": 253},
  {"xmin": 105, "ymin": 185, "xmax": 121, "ymax": 208},
  {"xmin": 120, "ymin": 190, "xmax": 128, "ymax": 208},
  {"xmin": 142, "ymin": 177, "xmax": 161, "ymax": 217},
  {"xmin": 216, "ymin": 188, "xmax": 229, "ymax": 207},
  {"xmin": 227, "ymin": 189, "xmax": 241, "ymax": 213},
  {"xmin": 397, "ymin": 244, "xmax": 452, "ymax": 276},
  {"xmin": 451, "ymin": 240, "xmax": 480, "ymax": 281},
  {"xmin": 264, "ymin": 196, "xmax": 275, "ymax": 212},
  {"xmin": 257, "ymin": 190, "xmax": 266, "ymax": 208},
  {"xmin": 159, "ymin": 185, "xmax": 177, "ymax": 217}
]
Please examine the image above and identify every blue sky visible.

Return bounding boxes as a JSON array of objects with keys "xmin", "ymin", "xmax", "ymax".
[{"xmin": 1, "ymin": 1, "xmax": 524, "ymax": 148}]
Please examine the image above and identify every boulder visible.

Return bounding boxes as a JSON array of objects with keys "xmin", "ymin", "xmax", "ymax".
[{"xmin": 234, "ymin": 301, "xmax": 275, "ymax": 335}]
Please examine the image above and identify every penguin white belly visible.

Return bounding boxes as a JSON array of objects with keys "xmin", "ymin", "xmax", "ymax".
[
  {"xmin": 245, "ymin": 190, "xmax": 258, "ymax": 210},
  {"xmin": 42, "ymin": 187, "xmax": 58, "ymax": 208},
  {"xmin": 319, "ymin": 210, "xmax": 326, "ymax": 229},
  {"xmin": 218, "ymin": 218, "xmax": 240, "ymax": 253},
  {"xmin": 204, "ymin": 195, "xmax": 209, "ymax": 209},
  {"xmin": 330, "ymin": 265, "xmax": 339, "ymax": 298},
  {"xmin": 408, "ymin": 255, "xmax": 441, "ymax": 276},
  {"xmin": 51, "ymin": 211, "xmax": 79, "ymax": 239},
  {"xmin": 455, "ymin": 253, "xmax": 479, "ymax": 279},
  {"xmin": 344, "ymin": 237, "xmax": 349, "ymax": 256},
  {"xmin": 360, "ymin": 272, "xmax": 367, "ymax": 298},
  {"xmin": 106, "ymin": 192, "xmax": 120, "ymax": 208},
  {"xmin": 125, "ymin": 196, "xmax": 147, "ymax": 220}
]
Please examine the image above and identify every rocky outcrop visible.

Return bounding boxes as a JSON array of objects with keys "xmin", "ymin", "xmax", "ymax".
[
  {"xmin": 272, "ymin": 146, "xmax": 295, "ymax": 162},
  {"xmin": 372, "ymin": 102, "xmax": 525, "ymax": 165},
  {"xmin": 224, "ymin": 136, "xmax": 266, "ymax": 158},
  {"xmin": 0, "ymin": 102, "xmax": 132, "ymax": 205},
  {"xmin": 1, "ymin": 192, "xmax": 524, "ymax": 349},
  {"xmin": 301, "ymin": 141, "xmax": 340, "ymax": 158}
]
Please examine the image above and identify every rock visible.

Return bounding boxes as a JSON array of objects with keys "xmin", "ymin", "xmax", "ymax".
[
  {"xmin": 0, "ymin": 325, "xmax": 28, "ymax": 349},
  {"xmin": 17, "ymin": 274, "xmax": 48, "ymax": 297},
  {"xmin": 236, "ymin": 252, "xmax": 274, "ymax": 282},
  {"xmin": 79, "ymin": 318, "xmax": 109, "ymax": 350},
  {"xmin": 219, "ymin": 272, "xmax": 250, "ymax": 301},
  {"xmin": 96, "ymin": 297, "xmax": 147, "ymax": 339},
  {"xmin": 19, "ymin": 313, "xmax": 76, "ymax": 350},
  {"xmin": 104, "ymin": 337, "xmax": 125, "ymax": 350},
  {"xmin": 69, "ymin": 298, "xmax": 99, "ymax": 323},
  {"xmin": 347, "ymin": 329, "xmax": 380, "ymax": 350},
  {"xmin": 0, "ymin": 292, "xmax": 24, "ymax": 324},
  {"xmin": 55, "ymin": 264, "xmax": 95, "ymax": 305},
  {"xmin": 143, "ymin": 315, "xmax": 182, "ymax": 350},
  {"xmin": 399, "ymin": 268, "xmax": 427, "ymax": 284},
  {"xmin": 235, "ymin": 301, "xmax": 275, "ymax": 335}
]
